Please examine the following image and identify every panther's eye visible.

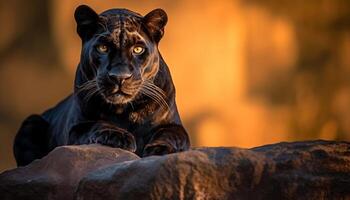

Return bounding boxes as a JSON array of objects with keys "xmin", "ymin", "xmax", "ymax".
[
  {"xmin": 132, "ymin": 46, "xmax": 144, "ymax": 55},
  {"xmin": 97, "ymin": 45, "xmax": 109, "ymax": 53}
]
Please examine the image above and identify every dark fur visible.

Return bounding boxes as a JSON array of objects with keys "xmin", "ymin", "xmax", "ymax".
[{"xmin": 13, "ymin": 5, "xmax": 190, "ymax": 166}]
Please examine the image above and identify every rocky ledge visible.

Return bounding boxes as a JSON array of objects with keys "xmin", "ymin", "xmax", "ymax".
[{"xmin": 1, "ymin": 140, "xmax": 350, "ymax": 200}]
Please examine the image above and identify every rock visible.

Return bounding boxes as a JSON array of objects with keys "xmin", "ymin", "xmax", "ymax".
[
  {"xmin": 0, "ymin": 145, "xmax": 140, "ymax": 200},
  {"xmin": 252, "ymin": 140, "xmax": 350, "ymax": 199},
  {"xmin": 76, "ymin": 140, "xmax": 350, "ymax": 200},
  {"xmin": 1, "ymin": 140, "xmax": 350, "ymax": 200}
]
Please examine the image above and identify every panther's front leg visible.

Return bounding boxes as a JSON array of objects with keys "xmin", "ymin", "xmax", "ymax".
[
  {"xmin": 69, "ymin": 121, "xmax": 137, "ymax": 152},
  {"xmin": 142, "ymin": 124, "xmax": 190, "ymax": 157}
]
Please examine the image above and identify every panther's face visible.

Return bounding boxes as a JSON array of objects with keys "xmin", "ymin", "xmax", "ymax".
[{"xmin": 75, "ymin": 5, "xmax": 167, "ymax": 105}]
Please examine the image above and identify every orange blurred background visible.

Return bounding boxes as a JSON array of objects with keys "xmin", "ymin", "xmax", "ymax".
[{"xmin": 1, "ymin": 0, "xmax": 350, "ymax": 172}]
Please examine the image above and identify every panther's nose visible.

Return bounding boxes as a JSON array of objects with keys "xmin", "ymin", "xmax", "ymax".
[{"xmin": 107, "ymin": 72, "xmax": 132, "ymax": 85}]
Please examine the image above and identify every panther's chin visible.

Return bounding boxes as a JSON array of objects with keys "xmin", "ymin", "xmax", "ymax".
[{"xmin": 103, "ymin": 92, "xmax": 134, "ymax": 105}]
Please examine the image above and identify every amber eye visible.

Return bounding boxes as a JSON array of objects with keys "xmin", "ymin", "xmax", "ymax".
[
  {"xmin": 97, "ymin": 45, "xmax": 109, "ymax": 53},
  {"xmin": 132, "ymin": 46, "xmax": 144, "ymax": 55}
]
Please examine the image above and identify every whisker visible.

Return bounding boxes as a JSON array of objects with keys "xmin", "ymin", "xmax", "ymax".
[
  {"xmin": 143, "ymin": 80, "xmax": 166, "ymax": 96},
  {"xmin": 142, "ymin": 85, "xmax": 167, "ymax": 104},
  {"xmin": 142, "ymin": 82, "xmax": 169, "ymax": 107},
  {"xmin": 142, "ymin": 84, "xmax": 165, "ymax": 98},
  {"xmin": 140, "ymin": 88, "xmax": 164, "ymax": 108},
  {"xmin": 76, "ymin": 79, "xmax": 97, "ymax": 94},
  {"xmin": 140, "ymin": 85, "xmax": 169, "ymax": 110},
  {"xmin": 81, "ymin": 82, "xmax": 100, "ymax": 103}
]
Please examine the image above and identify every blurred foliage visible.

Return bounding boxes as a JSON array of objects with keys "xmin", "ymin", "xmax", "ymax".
[{"xmin": 246, "ymin": 0, "xmax": 350, "ymax": 139}]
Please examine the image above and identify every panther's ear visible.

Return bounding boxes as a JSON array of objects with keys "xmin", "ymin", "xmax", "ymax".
[
  {"xmin": 74, "ymin": 5, "xmax": 99, "ymax": 41},
  {"xmin": 143, "ymin": 9, "xmax": 168, "ymax": 43}
]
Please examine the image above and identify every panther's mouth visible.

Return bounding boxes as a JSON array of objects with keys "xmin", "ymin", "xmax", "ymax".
[
  {"xmin": 101, "ymin": 86, "xmax": 138, "ymax": 105},
  {"xmin": 94, "ymin": 75, "xmax": 138, "ymax": 105},
  {"xmin": 103, "ymin": 93, "xmax": 128, "ymax": 105}
]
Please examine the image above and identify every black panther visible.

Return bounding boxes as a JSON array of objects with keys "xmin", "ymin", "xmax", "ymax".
[{"xmin": 13, "ymin": 5, "xmax": 190, "ymax": 166}]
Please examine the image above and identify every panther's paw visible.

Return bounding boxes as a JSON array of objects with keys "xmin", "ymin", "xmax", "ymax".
[
  {"xmin": 142, "ymin": 141, "xmax": 175, "ymax": 157},
  {"xmin": 91, "ymin": 129, "xmax": 137, "ymax": 152}
]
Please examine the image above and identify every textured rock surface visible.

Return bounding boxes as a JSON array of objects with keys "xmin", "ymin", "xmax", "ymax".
[
  {"xmin": 76, "ymin": 140, "xmax": 350, "ymax": 200},
  {"xmin": 0, "ymin": 145, "xmax": 140, "ymax": 200},
  {"xmin": 1, "ymin": 141, "xmax": 350, "ymax": 200}
]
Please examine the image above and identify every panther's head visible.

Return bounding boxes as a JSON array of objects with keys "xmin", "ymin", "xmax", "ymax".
[{"xmin": 74, "ymin": 5, "xmax": 168, "ymax": 106}]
